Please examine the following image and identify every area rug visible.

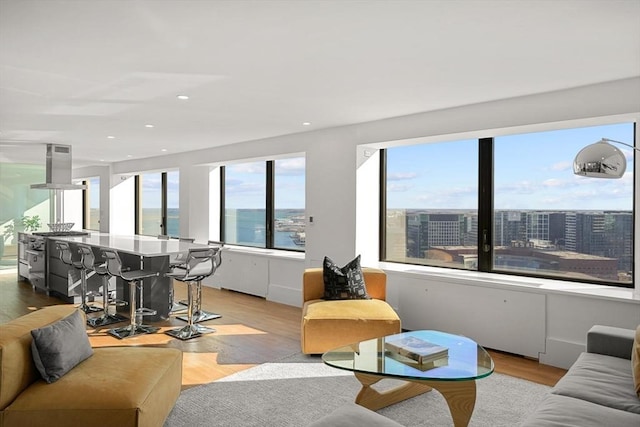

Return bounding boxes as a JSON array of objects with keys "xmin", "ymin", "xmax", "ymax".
[{"xmin": 164, "ymin": 353, "xmax": 550, "ymax": 427}]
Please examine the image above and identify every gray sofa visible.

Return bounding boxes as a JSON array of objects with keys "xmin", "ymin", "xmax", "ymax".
[{"xmin": 521, "ymin": 325, "xmax": 640, "ymax": 427}]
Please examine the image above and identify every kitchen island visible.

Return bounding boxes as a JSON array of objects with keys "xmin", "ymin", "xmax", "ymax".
[{"xmin": 46, "ymin": 233, "xmax": 209, "ymax": 320}]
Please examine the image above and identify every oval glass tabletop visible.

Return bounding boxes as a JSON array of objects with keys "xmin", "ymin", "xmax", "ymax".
[{"xmin": 322, "ymin": 330, "xmax": 494, "ymax": 381}]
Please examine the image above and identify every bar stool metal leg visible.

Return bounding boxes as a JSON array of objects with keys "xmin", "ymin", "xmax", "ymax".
[
  {"xmin": 176, "ymin": 282, "xmax": 221, "ymax": 323},
  {"xmin": 165, "ymin": 280, "xmax": 215, "ymax": 340},
  {"xmin": 87, "ymin": 274, "xmax": 127, "ymax": 328},
  {"xmin": 108, "ymin": 279, "xmax": 160, "ymax": 339},
  {"xmin": 77, "ymin": 267, "xmax": 103, "ymax": 314}
]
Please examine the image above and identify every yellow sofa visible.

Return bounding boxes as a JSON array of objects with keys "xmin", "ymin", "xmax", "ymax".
[
  {"xmin": 301, "ymin": 267, "xmax": 401, "ymax": 354},
  {"xmin": 0, "ymin": 305, "xmax": 182, "ymax": 427}
]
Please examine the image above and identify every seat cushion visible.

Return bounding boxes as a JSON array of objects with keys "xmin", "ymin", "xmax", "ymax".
[
  {"xmin": 2, "ymin": 347, "xmax": 183, "ymax": 427},
  {"xmin": 0, "ymin": 305, "xmax": 78, "ymax": 411},
  {"xmin": 302, "ymin": 299, "xmax": 401, "ymax": 354},
  {"xmin": 304, "ymin": 299, "xmax": 400, "ymax": 321},
  {"xmin": 308, "ymin": 403, "xmax": 404, "ymax": 427},
  {"xmin": 551, "ymin": 352, "xmax": 640, "ymax": 414},
  {"xmin": 521, "ymin": 394, "xmax": 640, "ymax": 427}
]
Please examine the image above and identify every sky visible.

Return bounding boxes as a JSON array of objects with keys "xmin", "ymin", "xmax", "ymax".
[
  {"xmin": 107, "ymin": 122, "xmax": 634, "ymax": 212},
  {"xmin": 387, "ymin": 122, "xmax": 635, "ymax": 211}
]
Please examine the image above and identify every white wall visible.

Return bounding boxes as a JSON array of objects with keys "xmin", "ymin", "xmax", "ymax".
[{"xmin": 85, "ymin": 77, "xmax": 640, "ymax": 368}]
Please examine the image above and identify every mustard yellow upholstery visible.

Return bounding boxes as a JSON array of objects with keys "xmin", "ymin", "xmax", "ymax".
[
  {"xmin": 301, "ymin": 267, "xmax": 401, "ymax": 354},
  {"xmin": 0, "ymin": 305, "xmax": 182, "ymax": 427}
]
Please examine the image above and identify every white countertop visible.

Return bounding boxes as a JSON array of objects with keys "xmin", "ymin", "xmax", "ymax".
[{"xmin": 49, "ymin": 232, "xmax": 210, "ymax": 256}]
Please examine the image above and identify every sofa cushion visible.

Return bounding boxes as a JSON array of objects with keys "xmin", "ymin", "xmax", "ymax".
[
  {"xmin": 521, "ymin": 394, "xmax": 640, "ymax": 427},
  {"xmin": 308, "ymin": 403, "xmax": 404, "ymax": 427},
  {"xmin": 2, "ymin": 347, "xmax": 183, "ymax": 427},
  {"xmin": 0, "ymin": 305, "xmax": 78, "ymax": 411},
  {"xmin": 632, "ymin": 325, "xmax": 640, "ymax": 398},
  {"xmin": 30, "ymin": 309, "xmax": 93, "ymax": 383},
  {"xmin": 551, "ymin": 352, "xmax": 640, "ymax": 414},
  {"xmin": 323, "ymin": 255, "xmax": 370, "ymax": 300}
]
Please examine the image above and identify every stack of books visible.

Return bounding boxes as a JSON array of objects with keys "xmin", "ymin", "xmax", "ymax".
[{"xmin": 385, "ymin": 335, "xmax": 448, "ymax": 370}]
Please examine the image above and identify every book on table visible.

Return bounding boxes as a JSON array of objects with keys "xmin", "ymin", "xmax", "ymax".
[
  {"xmin": 386, "ymin": 350, "xmax": 449, "ymax": 371},
  {"xmin": 384, "ymin": 335, "xmax": 448, "ymax": 365}
]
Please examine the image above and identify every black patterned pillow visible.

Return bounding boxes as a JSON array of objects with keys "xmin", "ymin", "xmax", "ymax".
[{"xmin": 323, "ymin": 255, "xmax": 371, "ymax": 300}]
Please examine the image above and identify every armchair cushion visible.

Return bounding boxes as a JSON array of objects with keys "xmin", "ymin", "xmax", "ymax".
[
  {"xmin": 30, "ymin": 310, "xmax": 93, "ymax": 384},
  {"xmin": 323, "ymin": 255, "xmax": 370, "ymax": 300},
  {"xmin": 301, "ymin": 267, "xmax": 401, "ymax": 354}
]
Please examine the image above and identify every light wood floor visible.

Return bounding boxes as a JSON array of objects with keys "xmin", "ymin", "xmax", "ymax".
[{"xmin": 0, "ymin": 269, "xmax": 566, "ymax": 390}]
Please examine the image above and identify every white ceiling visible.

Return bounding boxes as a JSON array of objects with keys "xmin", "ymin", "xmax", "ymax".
[{"xmin": 1, "ymin": 0, "xmax": 639, "ymax": 166}]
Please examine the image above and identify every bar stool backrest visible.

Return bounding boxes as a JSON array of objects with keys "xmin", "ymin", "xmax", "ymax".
[
  {"xmin": 76, "ymin": 243, "xmax": 96, "ymax": 271},
  {"xmin": 179, "ymin": 237, "xmax": 195, "ymax": 243},
  {"xmin": 101, "ymin": 249, "xmax": 123, "ymax": 278},
  {"xmin": 208, "ymin": 241, "xmax": 224, "ymax": 269},
  {"xmin": 56, "ymin": 241, "xmax": 73, "ymax": 266},
  {"xmin": 175, "ymin": 247, "xmax": 219, "ymax": 282}
]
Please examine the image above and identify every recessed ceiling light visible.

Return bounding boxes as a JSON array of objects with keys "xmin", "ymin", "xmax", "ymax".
[
  {"xmin": 161, "ymin": 149, "xmax": 167, "ymax": 152},
  {"xmin": 127, "ymin": 155, "xmax": 132, "ymax": 158},
  {"xmin": 176, "ymin": 95, "xmax": 189, "ymax": 100},
  {"xmin": 145, "ymin": 124, "xmax": 154, "ymax": 128},
  {"xmin": 302, "ymin": 122, "xmax": 311, "ymax": 126},
  {"xmin": 107, "ymin": 135, "xmax": 115, "ymax": 139},
  {"xmin": 100, "ymin": 159, "xmax": 105, "ymax": 162}
]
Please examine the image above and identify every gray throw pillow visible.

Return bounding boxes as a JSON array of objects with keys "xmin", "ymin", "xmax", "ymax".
[
  {"xmin": 323, "ymin": 255, "xmax": 371, "ymax": 300},
  {"xmin": 31, "ymin": 309, "xmax": 93, "ymax": 383}
]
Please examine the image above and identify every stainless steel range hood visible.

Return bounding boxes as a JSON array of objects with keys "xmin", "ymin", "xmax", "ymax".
[{"xmin": 30, "ymin": 144, "xmax": 86, "ymax": 190}]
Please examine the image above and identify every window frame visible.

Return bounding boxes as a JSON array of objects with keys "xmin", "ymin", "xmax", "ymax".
[
  {"xmin": 82, "ymin": 177, "xmax": 100, "ymax": 231},
  {"xmin": 380, "ymin": 124, "xmax": 636, "ymax": 289},
  {"xmin": 220, "ymin": 159, "xmax": 305, "ymax": 252},
  {"xmin": 134, "ymin": 171, "xmax": 175, "ymax": 237}
]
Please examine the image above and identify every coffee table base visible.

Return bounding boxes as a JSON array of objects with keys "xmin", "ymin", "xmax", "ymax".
[{"xmin": 354, "ymin": 372, "xmax": 477, "ymax": 427}]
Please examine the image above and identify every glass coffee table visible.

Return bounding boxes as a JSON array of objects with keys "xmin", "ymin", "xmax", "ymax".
[{"xmin": 322, "ymin": 330, "xmax": 494, "ymax": 427}]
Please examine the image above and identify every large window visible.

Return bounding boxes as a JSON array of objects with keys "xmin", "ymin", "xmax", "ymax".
[
  {"xmin": 382, "ymin": 122, "xmax": 635, "ymax": 287},
  {"xmin": 135, "ymin": 171, "xmax": 180, "ymax": 237},
  {"xmin": 384, "ymin": 139, "xmax": 478, "ymax": 269},
  {"xmin": 224, "ymin": 161, "xmax": 266, "ymax": 247},
  {"xmin": 274, "ymin": 157, "xmax": 306, "ymax": 250},
  {"xmin": 84, "ymin": 177, "xmax": 100, "ymax": 231},
  {"xmin": 223, "ymin": 157, "xmax": 305, "ymax": 251},
  {"xmin": 166, "ymin": 171, "xmax": 180, "ymax": 236}
]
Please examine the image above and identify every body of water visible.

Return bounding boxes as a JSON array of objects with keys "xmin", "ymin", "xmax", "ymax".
[{"xmin": 132, "ymin": 208, "xmax": 305, "ymax": 250}]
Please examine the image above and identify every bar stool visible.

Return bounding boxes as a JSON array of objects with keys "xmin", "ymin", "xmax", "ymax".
[
  {"xmin": 165, "ymin": 247, "xmax": 219, "ymax": 340},
  {"xmin": 159, "ymin": 235, "xmax": 190, "ymax": 314},
  {"xmin": 101, "ymin": 248, "xmax": 160, "ymax": 339},
  {"xmin": 176, "ymin": 241, "xmax": 223, "ymax": 324},
  {"xmin": 76, "ymin": 243, "xmax": 127, "ymax": 328},
  {"xmin": 172, "ymin": 236, "xmax": 195, "ymax": 306},
  {"xmin": 55, "ymin": 241, "xmax": 101, "ymax": 314}
]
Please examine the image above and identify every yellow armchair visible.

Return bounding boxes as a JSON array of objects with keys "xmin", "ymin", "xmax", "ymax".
[{"xmin": 301, "ymin": 267, "xmax": 401, "ymax": 354}]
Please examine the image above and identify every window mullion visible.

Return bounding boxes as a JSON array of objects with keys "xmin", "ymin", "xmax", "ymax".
[
  {"xmin": 134, "ymin": 175, "xmax": 140, "ymax": 234},
  {"xmin": 379, "ymin": 149, "xmax": 387, "ymax": 261},
  {"xmin": 220, "ymin": 166, "xmax": 226, "ymax": 242},
  {"xmin": 266, "ymin": 161, "xmax": 274, "ymax": 248},
  {"xmin": 478, "ymin": 138, "xmax": 494, "ymax": 272}
]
